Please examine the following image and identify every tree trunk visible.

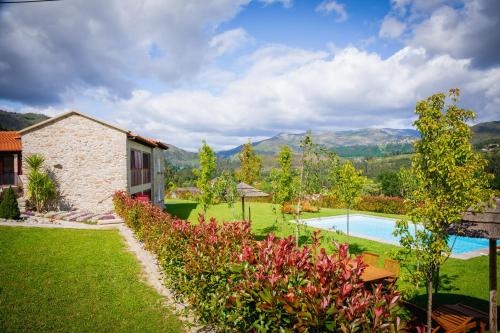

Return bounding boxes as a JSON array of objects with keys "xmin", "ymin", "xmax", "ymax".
[
  {"xmin": 295, "ymin": 223, "xmax": 299, "ymax": 247},
  {"xmin": 347, "ymin": 207, "xmax": 350, "ymax": 237},
  {"xmin": 427, "ymin": 279, "xmax": 433, "ymax": 333},
  {"xmin": 434, "ymin": 267, "xmax": 440, "ymax": 295}
]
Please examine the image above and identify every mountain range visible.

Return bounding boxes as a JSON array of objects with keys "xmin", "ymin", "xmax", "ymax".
[
  {"xmin": 0, "ymin": 109, "xmax": 49, "ymax": 131},
  {"xmin": 1, "ymin": 109, "xmax": 498, "ymax": 167}
]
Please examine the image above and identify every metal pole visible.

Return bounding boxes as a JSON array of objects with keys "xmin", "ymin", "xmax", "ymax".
[{"xmin": 490, "ymin": 239, "xmax": 497, "ymax": 333}]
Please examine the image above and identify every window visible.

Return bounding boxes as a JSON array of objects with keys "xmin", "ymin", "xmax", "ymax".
[{"xmin": 131, "ymin": 149, "xmax": 151, "ymax": 186}]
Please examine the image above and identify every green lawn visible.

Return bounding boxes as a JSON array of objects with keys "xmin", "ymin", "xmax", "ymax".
[
  {"xmin": 165, "ymin": 199, "xmax": 498, "ymax": 316},
  {"xmin": 0, "ymin": 227, "xmax": 184, "ymax": 333}
]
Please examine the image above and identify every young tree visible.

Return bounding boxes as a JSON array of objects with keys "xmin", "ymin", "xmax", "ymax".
[
  {"xmin": 214, "ymin": 171, "xmax": 238, "ymax": 209},
  {"xmin": 25, "ymin": 154, "xmax": 56, "ymax": 212},
  {"xmin": 332, "ymin": 161, "xmax": 365, "ymax": 236},
  {"xmin": 236, "ymin": 140, "xmax": 262, "ymax": 186},
  {"xmin": 270, "ymin": 146, "xmax": 298, "ymax": 230},
  {"xmin": 0, "ymin": 187, "xmax": 21, "ymax": 220},
  {"xmin": 193, "ymin": 141, "xmax": 217, "ymax": 213},
  {"xmin": 394, "ymin": 89, "xmax": 493, "ymax": 333}
]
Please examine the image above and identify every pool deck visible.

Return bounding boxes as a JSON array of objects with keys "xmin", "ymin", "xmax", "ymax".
[{"xmin": 295, "ymin": 214, "xmax": 491, "ymax": 260}]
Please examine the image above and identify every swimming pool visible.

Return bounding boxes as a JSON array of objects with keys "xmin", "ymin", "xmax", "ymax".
[{"xmin": 303, "ymin": 214, "xmax": 489, "ymax": 255}]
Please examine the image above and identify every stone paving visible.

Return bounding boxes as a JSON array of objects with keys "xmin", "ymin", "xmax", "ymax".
[{"xmin": 21, "ymin": 210, "xmax": 123, "ymax": 225}]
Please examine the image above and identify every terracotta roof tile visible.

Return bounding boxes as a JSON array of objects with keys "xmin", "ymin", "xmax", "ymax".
[
  {"xmin": 0, "ymin": 131, "xmax": 22, "ymax": 152},
  {"xmin": 128, "ymin": 133, "xmax": 169, "ymax": 149}
]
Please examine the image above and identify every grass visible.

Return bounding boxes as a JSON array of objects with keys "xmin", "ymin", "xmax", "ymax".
[
  {"xmin": 0, "ymin": 227, "xmax": 184, "ymax": 333},
  {"xmin": 165, "ymin": 199, "xmax": 499, "ymax": 316}
]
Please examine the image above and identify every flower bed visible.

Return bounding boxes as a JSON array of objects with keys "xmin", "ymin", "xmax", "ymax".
[{"xmin": 113, "ymin": 191, "xmax": 409, "ymax": 332}]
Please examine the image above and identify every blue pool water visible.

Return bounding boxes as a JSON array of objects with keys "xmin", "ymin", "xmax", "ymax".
[{"xmin": 303, "ymin": 214, "xmax": 489, "ymax": 255}]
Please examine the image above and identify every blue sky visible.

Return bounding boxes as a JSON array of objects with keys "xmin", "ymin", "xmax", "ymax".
[{"xmin": 0, "ymin": 0, "xmax": 499, "ymax": 150}]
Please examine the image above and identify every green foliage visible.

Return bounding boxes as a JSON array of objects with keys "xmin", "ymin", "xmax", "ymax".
[
  {"xmin": 394, "ymin": 89, "xmax": 494, "ymax": 332},
  {"xmin": 213, "ymin": 170, "xmax": 238, "ymax": 208},
  {"xmin": 115, "ymin": 193, "xmax": 408, "ymax": 332},
  {"xmin": 332, "ymin": 161, "xmax": 366, "ymax": 210},
  {"xmin": 164, "ymin": 160, "xmax": 197, "ymax": 190},
  {"xmin": 377, "ymin": 171, "xmax": 400, "ymax": 196},
  {"xmin": 270, "ymin": 146, "xmax": 298, "ymax": 208},
  {"xmin": 397, "ymin": 168, "xmax": 418, "ymax": 200},
  {"xmin": 25, "ymin": 154, "xmax": 56, "ymax": 212},
  {"xmin": 362, "ymin": 178, "xmax": 382, "ymax": 196},
  {"xmin": 484, "ymin": 150, "xmax": 500, "ymax": 190},
  {"xmin": 193, "ymin": 141, "xmax": 217, "ymax": 213},
  {"xmin": 236, "ymin": 140, "xmax": 262, "ymax": 185},
  {"xmin": 0, "ymin": 187, "xmax": 20, "ymax": 220}
]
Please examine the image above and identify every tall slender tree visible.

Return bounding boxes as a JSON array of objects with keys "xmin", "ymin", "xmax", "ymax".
[
  {"xmin": 395, "ymin": 89, "xmax": 493, "ymax": 333},
  {"xmin": 193, "ymin": 141, "xmax": 217, "ymax": 213},
  {"xmin": 332, "ymin": 161, "xmax": 365, "ymax": 237},
  {"xmin": 236, "ymin": 140, "xmax": 262, "ymax": 186}
]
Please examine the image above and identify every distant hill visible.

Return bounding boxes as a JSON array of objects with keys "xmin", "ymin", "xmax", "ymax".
[
  {"xmin": 471, "ymin": 121, "xmax": 500, "ymax": 145},
  {"xmin": 0, "ymin": 109, "xmax": 49, "ymax": 131},
  {"xmin": 164, "ymin": 144, "xmax": 198, "ymax": 168},
  {"xmin": 217, "ymin": 128, "xmax": 420, "ymax": 159}
]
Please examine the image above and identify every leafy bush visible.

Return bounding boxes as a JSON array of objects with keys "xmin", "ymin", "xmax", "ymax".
[
  {"xmin": 25, "ymin": 154, "xmax": 56, "ymax": 212},
  {"xmin": 313, "ymin": 195, "xmax": 408, "ymax": 215},
  {"xmin": 113, "ymin": 191, "xmax": 409, "ymax": 332},
  {"xmin": 355, "ymin": 195, "xmax": 407, "ymax": 215},
  {"xmin": 0, "ymin": 187, "xmax": 20, "ymax": 220}
]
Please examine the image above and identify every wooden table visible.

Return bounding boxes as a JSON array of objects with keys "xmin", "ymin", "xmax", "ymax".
[{"xmin": 361, "ymin": 265, "xmax": 396, "ymax": 283}]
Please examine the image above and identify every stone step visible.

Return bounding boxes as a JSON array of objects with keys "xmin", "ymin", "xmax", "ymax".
[{"xmin": 97, "ymin": 218, "xmax": 123, "ymax": 225}]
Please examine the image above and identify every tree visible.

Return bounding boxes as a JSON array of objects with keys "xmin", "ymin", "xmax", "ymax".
[
  {"xmin": 0, "ymin": 187, "xmax": 20, "ymax": 220},
  {"xmin": 377, "ymin": 171, "xmax": 400, "ymax": 197},
  {"xmin": 332, "ymin": 161, "xmax": 365, "ymax": 236},
  {"xmin": 270, "ymin": 146, "xmax": 298, "ymax": 230},
  {"xmin": 25, "ymin": 154, "xmax": 56, "ymax": 212},
  {"xmin": 193, "ymin": 141, "xmax": 217, "ymax": 213},
  {"xmin": 394, "ymin": 89, "xmax": 493, "ymax": 333},
  {"xmin": 214, "ymin": 171, "xmax": 238, "ymax": 209},
  {"xmin": 236, "ymin": 140, "xmax": 262, "ymax": 186},
  {"xmin": 397, "ymin": 168, "xmax": 418, "ymax": 201}
]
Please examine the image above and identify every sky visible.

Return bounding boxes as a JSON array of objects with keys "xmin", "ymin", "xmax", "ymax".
[{"xmin": 0, "ymin": 0, "xmax": 499, "ymax": 151}]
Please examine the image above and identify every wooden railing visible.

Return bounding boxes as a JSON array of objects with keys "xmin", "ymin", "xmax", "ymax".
[{"xmin": 131, "ymin": 169, "xmax": 151, "ymax": 187}]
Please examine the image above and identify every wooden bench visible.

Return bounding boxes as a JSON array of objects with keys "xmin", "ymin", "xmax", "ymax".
[{"xmin": 403, "ymin": 301, "xmax": 486, "ymax": 333}]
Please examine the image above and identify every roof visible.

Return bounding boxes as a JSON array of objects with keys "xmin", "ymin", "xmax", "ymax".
[
  {"xmin": 0, "ymin": 131, "xmax": 22, "ymax": 152},
  {"xmin": 236, "ymin": 182, "xmax": 269, "ymax": 198},
  {"xmin": 448, "ymin": 197, "xmax": 500, "ymax": 239},
  {"xmin": 19, "ymin": 110, "xmax": 168, "ymax": 150}
]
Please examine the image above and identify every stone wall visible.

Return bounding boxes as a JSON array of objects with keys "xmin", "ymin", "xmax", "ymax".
[{"xmin": 21, "ymin": 114, "xmax": 128, "ymax": 213}]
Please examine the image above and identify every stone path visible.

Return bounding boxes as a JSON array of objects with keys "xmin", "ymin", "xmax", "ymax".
[{"xmin": 21, "ymin": 210, "xmax": 124, "ymax": 225}]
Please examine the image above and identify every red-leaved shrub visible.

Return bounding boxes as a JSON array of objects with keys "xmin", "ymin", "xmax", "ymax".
[{"xmin": 113, "ymin": 191, "xmax": 408, "ymax": 331}]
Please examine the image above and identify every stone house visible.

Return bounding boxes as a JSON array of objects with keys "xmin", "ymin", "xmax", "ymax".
[{"xmin": 18, "ymin": 111, "xmax": 168, "ymax": 213}]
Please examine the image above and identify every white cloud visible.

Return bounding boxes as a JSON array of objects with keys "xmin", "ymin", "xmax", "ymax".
[
  {"xmin": 316, "ymin": 0, "xmax": 348, "ymax": 22},
  {"xmin": 386, "ymin": 0, "xmax": 500, "ymax": 68},
  {"xmin": 258, "ymin": 0, "xmax": 293, "ymax": 8},
  {"xmin": 210, "ymin": 28, "xmax": 253, "ymax": 56},
  {"xmin": 86, "ymin": 45, "xmax": 498, "ymax": 150},
  {"xmin": 0, "ymin": 0, "xmax": 251, "ymax": 104},
  {"xmin": 379, "ymin": 16, "xmax": 406, "ymax": 38}
]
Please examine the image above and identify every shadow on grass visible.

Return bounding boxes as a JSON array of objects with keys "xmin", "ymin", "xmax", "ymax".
[{"xmin": 165, "ymin": 202, "xmax": 198, "ymax": 220}]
